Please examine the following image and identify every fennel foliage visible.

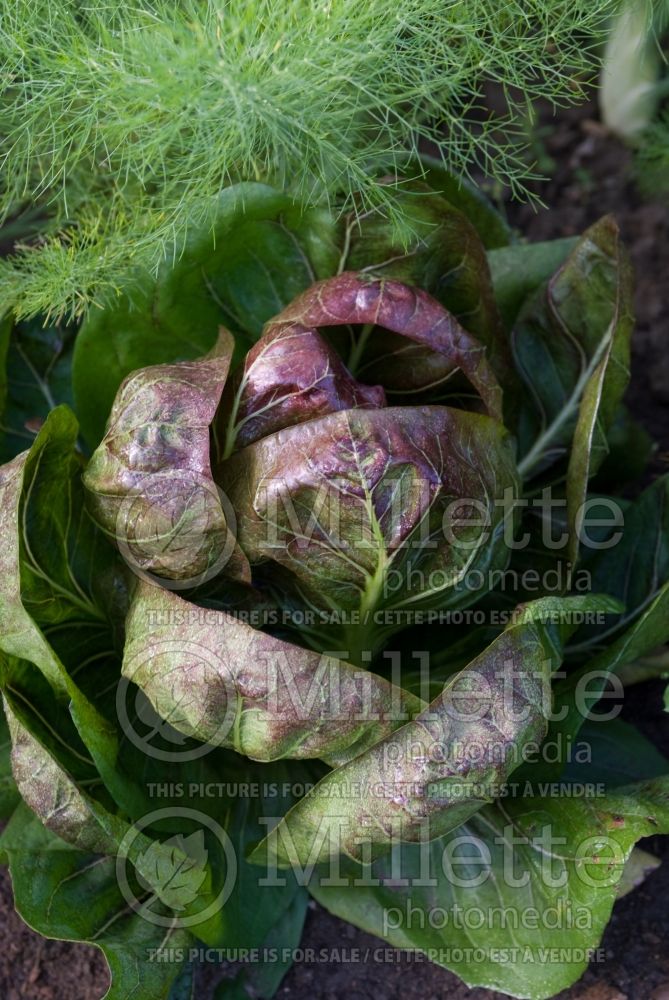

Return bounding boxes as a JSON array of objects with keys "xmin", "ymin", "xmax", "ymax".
[{"xmin": 1, "ymin": 0, "xmax": 615, "ymax": 320}]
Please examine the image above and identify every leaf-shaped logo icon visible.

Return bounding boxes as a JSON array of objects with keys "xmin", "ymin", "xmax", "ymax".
[{"xmin": 135, "ymin": 829, "xmax": 209, "ymax": 911}]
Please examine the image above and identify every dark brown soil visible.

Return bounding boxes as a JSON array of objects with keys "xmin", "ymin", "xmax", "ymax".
[{"xmin": 1, "ymin": 99, "xmax": 668, "ymax": 999}]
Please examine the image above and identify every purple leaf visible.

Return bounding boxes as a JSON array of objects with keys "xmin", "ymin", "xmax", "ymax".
[{"xmin": 84, "ymin": 330, "xmax": 249, "ymax": 587}]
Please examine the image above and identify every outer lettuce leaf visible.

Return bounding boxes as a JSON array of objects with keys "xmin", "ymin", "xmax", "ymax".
[
  {"xmin": 1, "ymin": 407, "xmax": 121, "ymax": 632},
  {"xmin": 248, "ymin": 595, "xmax": 621, "ymax": 867},
  {"xmin": 0, "ymin": 697, "xmax": 19, "ymax": 819},
  {"xmin": 0, "ymin": 804, "xmax": 193, "ymax": 1000},
  {"xmin": 412, "ymin": 154, "xmax": 513, "ymax": 250},
  {"xmin": 0, "ymin": 458, "xmax": 311, "ymax": 974},
  {"xmin": 513, "ymin": 217, "xmax": 632, "ymax": 482},
  {"xmin": 490, "ymin": 476, "xmax": 669, "ymax": 780},
  {"xmin": 1, "ymin": 694, "xmax": 233, "ymax": 946},
  {"xmin": 512, "ymin": 477, "xmax": 669, "ymax": 780},
  {"xmin": 3, "ymin": 681, "xmax": 307, "ymax": 959},
  {"xmin": 249, "ymin": 601, "xmax": 613, "ymax": 868},
  {"xmin": 0, "ymin": 408, "xmax": 190, "ymax": 821},
  {"xmin": 539, "ymin": 475, "xmax": 669, "ymax": 766},
  {"xmin": 310, "ymin": 776, "xmax": 669, "ymax": 1000},
  {"xmin": 123, "ymin": 581, "xmax": 423, "ymax": 765},
  {"xmin": 565, "ymin": 250, "xmax": 634, "ymax": 565},
  {"xmin": 570, "ymin": 474, "xmax": 669, "ymax": 657},
  {"xmin": 217, "ymin": 890, "xmax": 308, "ymax": 1000},
  {"xmin": 560, "ymin": 718, "xmax": 669, "ymax": 786},
  {"xmin": 0, "ymin": 408, "xmax": 125, "ymax": 800},
  {"xmin": 3, "ymin": 695, "xmax": 118, "ymax": 854},
  {"xmin": 211, "ymin": 764, "xmax": 308, "ymax": 955},
  {"xmin": 593, "ymin": 404, "xmax": 653, "ymax": 491},
  {"xmin": 487, "ymin": 237, "xmax": 577, "ymax": 331},
  {"xmin": 614, "ymin": 645, "xmax": 669, "ymax": 688},
  {"xmin": 0, "ymin": 314, "xmax": 76, "ymax": 463},
  {"xmin": 543, "ymin": 582, "xmax": 669, "ymax": 779}
]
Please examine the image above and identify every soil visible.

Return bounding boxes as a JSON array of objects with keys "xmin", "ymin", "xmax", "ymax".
[{"xmin": 1, "ymin": 98, "xmax": 668, "ymax": 999}]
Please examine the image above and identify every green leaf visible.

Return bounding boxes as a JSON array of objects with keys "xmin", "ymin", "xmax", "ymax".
[
  {"xmin": 415, "ymin": 154, "xmax": 513, "ymax": 250},
  {"xmin": 123, "ymin": 580, "xmax": 422, "ymax": 765},
  {"xmin": 168, "ymin": 965, "xmax": 195, "ymax": 1000},
  {"xmin": 0, "ymin": 697, "xmax": 19, "ymax": 819},
  {"xmin": 530, "ymin": 546, "xmax": 669, "ymax": 783},
  {"xmin": 310, "ymin": 776, "xmax": 669, "ymax": 1000},
  {"xmin": 216, "ymin": 767, "xmax": 307, "ymax": 954},
  {"xmin": 1, "ymin": 693, "xmax": 229, "ymax": 936},
  {"xmin": 565, "ymin": 354, "xmax": 614, "ymax": 565},
  {"xmin": 536, "ymin": 580, "xmax": 669, "ymax": 784},
  {"xmin": 2, "ymin": 693, "xmax": 118, "ymax": 854},
  {"xmin": 215, "ymin": 890, "xmax": 309, "ymax": 1000},
  {"xmin": 214, "ymin": 978, "xmax": 250, "ymax": 1000},
  {"xmin": 243, "ymin": 889, "xmax": 308, "ymax": 999},
  {"xmin": 2, "ymin": 687, "xmax": 304, "ymax": 952},
  {"xmin": 560, "ymin": 718, "xmax": 669, "ymax": 786},
  {"xmin": 72, "ymin": 276, "xmax": 219, "ymax": 451},
  {"xmin": 487, "ymin": 237, "xmax": 577, "ymax": 330},
  {"xmin": 91, "ymin": 753, "xmax": 305, "ymax": 954},
  {"xmin": 0, "ymin": 803, "xmax": 193, "ymax": 1000},
  {"xmin": 15, "ymin": 407, "xmax": 122, "ymax": 628},
  {"xmin": 513, "ymin": 217, "xmax": 633, "ymax": 481},
  {"xmin": 0, "ymin": 314, "xmax": 76, "ymax": 462},
  {"xmin": 72, "ymin": 184, "xmax": 338, "ymax": 448},
  {"xmin": 592, "ymin": 405, "xmax": 653, "ymax": 491},
  {"xmin": 0, "ymin": 406, "xmax": 118, "ymax": 702},
  {"xmin": 4, "ymin": 645, "xmax": 305, "ymax": 953},
  {"xmin": 570, "ymin": 474, "xmax": 669, "ymax": 658},
  {"xmin": 565, "ymin": 250, "xmax": 634, "ymax": 566},
  {"xmin": 594, "ymin": 583, "xmax": 669, "ymax": 672},
  {"xmin": 614, "ymin": 646, "xmax": 669, "ymax": 687},
  {"xmin": 520, "ymin": 476, "xmax": 669, "ymax": 776},
  {"xmin": 250, "ymin": 603, "xmax": 602, "ymax": 869},
  {"xmin": 202, "ymin": 201, "xmax": 338, "ymax": 337},
  {"xmin": 0, "ymin": 407, "xmax": 141, "ymax": 814}
]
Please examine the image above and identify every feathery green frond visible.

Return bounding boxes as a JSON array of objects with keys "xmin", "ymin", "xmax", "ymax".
[{"xmin": 1, "ymin": 0, "xmax": 616, "ymax": 319}]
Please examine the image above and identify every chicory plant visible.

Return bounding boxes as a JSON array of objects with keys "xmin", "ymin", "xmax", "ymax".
[{"xmin": 0, "ymin": 169, "xmax": 668, "ymax": 1000}]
